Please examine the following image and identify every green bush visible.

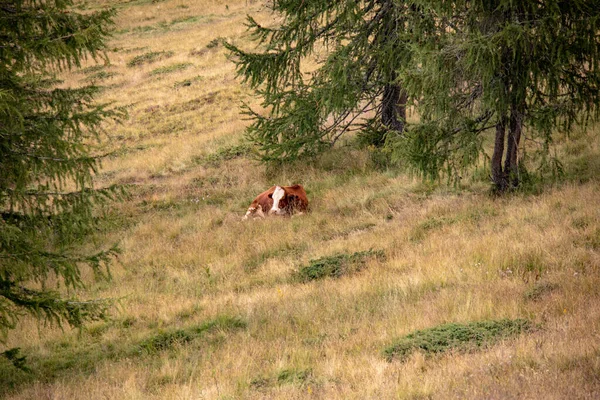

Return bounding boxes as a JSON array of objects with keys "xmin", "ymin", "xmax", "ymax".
[
  {"xmin": 294, "ymin": 249, "xmax": 385, "ymax": 282},
  {"xmin": 149, "ymin": 63, "xmax": 193, "ymax": 76},
  {"xmin": 384, "ymin": 319, "xmax": 532, "ymax": 361},
  {"xmin": 127, "ymin": 50, "xmax": 174, "ymax": 67}
]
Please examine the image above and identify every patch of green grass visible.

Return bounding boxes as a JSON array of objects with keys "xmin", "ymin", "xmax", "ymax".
[
  {"xmin": 384, "ymin": 319, "xmax": 532, "ymax": 362},
  {"xmin": 115, "ymin": 0, "xmax": 167, "ymax": 8},
  {"xmin": 79, "ymin": 64, "xmax": 107, "ymax": 74},
  {"xmin": 173, "ymin": 75, "xmax": 204, "ymax": 89},
  {"xmin": 571, "ymin": 216, "xmax": 590, "ymax": 230},
  {"xmin": 574, "ymin": 227, "xmax": 600, "ymax": 250},
  {"xmin": 409, "ymin": 206, "xmax": 499, "ymax": 242},
  {"xmin": 163, "ymin": 92, "xmax": 219, "ymax": 113},
  {"xmin": 85, "ymin": 322, "xmax": 112, "ymax": 338},
  {"xmin": 410, "ymin": 216, "xmax": 457, "ymax": 242},
  {"xmin": 130, "ymin": 25, "xmax": 156, "ymax": 34},
  {"xmin": 149, "ymin": 63, "xmax": 193, "ymax": 76},
  {"xmin": 462, "ymin": 205, "xmax": 499, "ymax": 223},
  {"xmin": 251, "ymin": 368, "xmax": 312, "ymax": 389},
  {"xmin": 140, "ymin": 198, "xmax": 183, "ymax": 212},
  {"xmin": 119, "ymin": 15, "xmax": 205, "ymax": 36},
  {"xmin": 586, "ymin": 228, "xmax": 600, "ymax": 250},
  {"xmin": 206, "ymin": 143, "xmax": 253, "ymax": 164},
  {"xmin": 0, "ymin": 316, "xmax": 246, "ymax": 396},
  {"xmin": 127, "ymin": 50, "xmax": 174, "ymax": 67},
  {"xmin": 501, "ymin": 250, "xmax": 546, "ymax": 281},
  {"xmin": 168, "ymin": 16, "xmax": 199, "ymax": 26},
  {"xmin": 277, "ymin": 368, "xmax": 312, "ymax": 384},
  {"xmin": 243, "ymin": 242, "xmax": 308, "ymax": 272},
  {"xmin": 563, "ymin": 149, "xmax": 600, "ymax": 184},
  {"xmin": 320, "ymin": 222, "xmax": 377, "ymax": 241},
  {"xmin": 193, "ymin": 143, "xmax": 254, "ymax": 167},
  {"xmin": 137, "ymin": 316, "xmax": 246, "ymax": 354},
  {"xmin": 175, "ymin": 305, "xmax": 203, "ymax": 321},
  {"xmin": 146, "ymin": 374, "xmax": 175, "ymax": 392},
  {"xmin": 121, "ymin": 46, "xmax": 150, "ymax": 54},
  {"xmin": 524, "ymin": 281, "xmax": 558, "ymax": 301},
  {"xmin": 83, "ymin": 70, "xmax": 118, "ymax": 83},
  {"xmin": 120, "ymin": 316, "xmax": 137, "ymax": 328},
  {"xmin": 294, "ymin": 249, "xmax": 385, "ymax": 282}
]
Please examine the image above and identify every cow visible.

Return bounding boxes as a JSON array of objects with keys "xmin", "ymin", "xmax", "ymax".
[{"xmin": 242, "ymin": 184, "xmax": 308, "ymax": 220}]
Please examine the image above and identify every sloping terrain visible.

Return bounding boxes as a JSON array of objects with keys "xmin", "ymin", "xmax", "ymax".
[{"xmin": 2, "ymin": 0, "xmax": 599, "ymax": 398}]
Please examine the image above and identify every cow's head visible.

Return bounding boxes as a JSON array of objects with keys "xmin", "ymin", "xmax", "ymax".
[{"xmin": 268, "ymin": 186, "xmax": 297, "ymax": 216}]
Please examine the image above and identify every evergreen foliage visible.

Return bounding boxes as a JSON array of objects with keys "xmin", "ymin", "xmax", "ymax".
[
  {"xmin": 225, "ymin": 0, "xmax": 417, "ymax": 162},
  {"xmin": 393, "ymin": 0, "xmax": 600, "ymax": 190},
  {"xmin": 0, "ymin": 0, "xmax": 122, "ymax": 340},
  {"xmin": 230, "ymin": 0, "xmax": 600, "ymax": 190},
  {"xmin": 384, "ymin": 319, "xmax": 532, "ymax": 361}
]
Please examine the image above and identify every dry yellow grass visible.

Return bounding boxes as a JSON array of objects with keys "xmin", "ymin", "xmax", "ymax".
[{"xmin": 2, "ymin": 0, "xmax": 600, "ymax": 399}]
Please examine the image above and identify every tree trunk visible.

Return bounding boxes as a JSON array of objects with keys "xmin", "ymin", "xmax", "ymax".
[
  {"xmin": 378, "ymin": 1, "xmax": 406, "ymax": 139},
  {"xmin": 381, "ymin": 79, "xmax": 407, "ymax": 135},
  {"xmin": 504, "ymin": 103, "xmax": 523, "ymax": 188},
  {"xmin": 491, "ymin": 117, "xmax": 507, "ymax": 191}
]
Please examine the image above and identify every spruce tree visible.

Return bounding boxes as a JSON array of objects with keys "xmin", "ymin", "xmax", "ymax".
[
  {"xmin": 0, "ymin": 0, "xmax": 120, "ymax": 339},
  {"xmin": 225, "ymin": 0, "xmax": 422, "ymax": 161},
  {"xmin": 395, "ymin": 0, "xmax": 600, "ymax": 190}
]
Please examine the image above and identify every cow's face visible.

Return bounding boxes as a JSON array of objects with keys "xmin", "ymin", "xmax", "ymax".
[
  {"xmin": 268, "ymin": 186, "xmax": 286, "ymax": 215},
  {"xmin": 268, "ymin": 186, "xmax": 300, "ymax": 216}
]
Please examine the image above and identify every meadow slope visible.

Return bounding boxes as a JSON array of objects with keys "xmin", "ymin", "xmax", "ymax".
[{"xmin": 2, "ymin": 0, "xmax": 600, "ymax": 399}]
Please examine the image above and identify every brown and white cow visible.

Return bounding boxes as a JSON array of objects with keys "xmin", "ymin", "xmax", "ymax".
[{"xmin": 242, "ymin": 184, "xmax": 308, "ymax": 220}]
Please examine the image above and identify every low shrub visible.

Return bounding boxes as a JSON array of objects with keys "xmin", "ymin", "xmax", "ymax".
[
  {"xmin": 294, "ymin": 249, "xmax": 385, "ymax": 282},
  {"xmin": 384, "ymin": 319, "xmax": 532, "ymax": 361},
  {"xmin": 149, "ymin": 63, "xmax": 193, "ymax": 76},
  {"xmin": 127, "ymin": 50, "xmax": 174, "ymax": 67}
]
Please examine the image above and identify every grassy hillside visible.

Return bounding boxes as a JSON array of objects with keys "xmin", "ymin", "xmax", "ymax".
[{"xmin": 2, "ymin": 0, "xmax": 600, "ymax": 398}]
